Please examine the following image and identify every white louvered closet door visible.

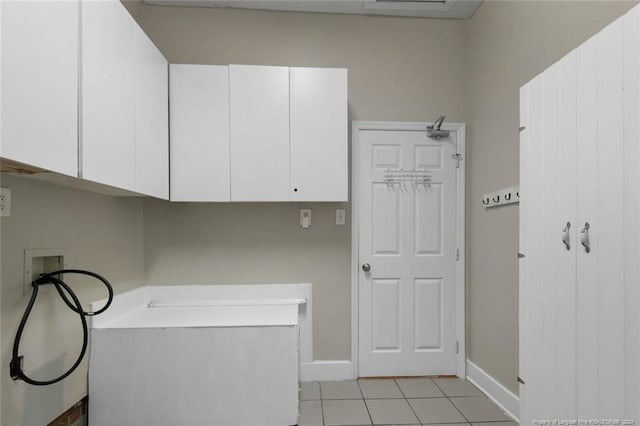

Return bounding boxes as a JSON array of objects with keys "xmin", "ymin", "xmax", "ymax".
[{"xmin": 520, "ymin": 5, "xmax": 640, "ymax": 424}]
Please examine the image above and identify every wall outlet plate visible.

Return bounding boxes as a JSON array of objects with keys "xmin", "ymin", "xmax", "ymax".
[
  {"xmin": 336, "ymin": 209, "xmax": 346, "ymax": 225},
  {"xmin": 0, "ymin": 187, "xmax": 11, "ymax": 217}
]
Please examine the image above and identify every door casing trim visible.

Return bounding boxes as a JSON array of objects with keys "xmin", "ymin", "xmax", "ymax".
[{"xmin": 350, "ymin": 120, "xmax": 467, "ymax": 378}]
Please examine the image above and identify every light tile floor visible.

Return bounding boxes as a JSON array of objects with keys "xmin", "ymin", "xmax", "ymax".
[{"xmin": 299, "ymin": 377, "xmax": 517, "ymax": 426}]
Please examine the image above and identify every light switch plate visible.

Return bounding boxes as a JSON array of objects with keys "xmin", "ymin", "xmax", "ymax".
[
  {"xmin": 300, "ymin": 209, "xmax": 312, "ymax": 229},
  {"xmin": 336, "ymin": 209, "xmax": 346, "ymax": 225}
]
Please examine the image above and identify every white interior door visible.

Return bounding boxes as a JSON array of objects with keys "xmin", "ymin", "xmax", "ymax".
[{"xmin": 357, "ymin": 126, "xmax": 461, "ymax": 377}]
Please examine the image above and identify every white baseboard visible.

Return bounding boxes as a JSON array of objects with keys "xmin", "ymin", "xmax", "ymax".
[
  {"xmin": 466, "ymin": 359, "xmax": 520, "ymax": 422},
  {"xmin": 300, "ymin": 361, "xmax": 355, "ymax": 382}
]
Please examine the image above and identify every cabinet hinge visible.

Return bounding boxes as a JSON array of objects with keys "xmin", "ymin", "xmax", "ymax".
[
  {"xmin": 456, "ymin": 249, "xmax": 460, "ymax": 261},
  {"xmin": 456, "ymin": 341, "xmax": 459, "ymax": 354},
  {"xmin": 519, "ymin": 126, "xmax": 526, "ymax": 133},
  {"xmin": 518, "ymin": 252, "xmax": 525, "ymax": 258},
  {"xmin": 452, "ymin": 153, "xmax": 463, "ymax": 168},
  {"xmin": 517, "ymin": 376, "xmax": 525, "ymax": 385}
]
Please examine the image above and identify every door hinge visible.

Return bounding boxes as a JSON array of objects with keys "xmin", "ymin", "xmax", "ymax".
[
  {"xmin": 518, "ymin": 252, "xmax": 525, "ymax": 258},
  {"xmin": 452, "ymin": 153, "xmax": 462, "ymax": 168},
  {"xmin": 519, "ymin": 126, "xmax": 526, "ymax": 133},
  {"xmin": 456, "ymin": 248, "xmax": 459, "ymax": 261},
  {"xmin": 456, "ymin": 341, "xmax": 459, "ymax": 354}
]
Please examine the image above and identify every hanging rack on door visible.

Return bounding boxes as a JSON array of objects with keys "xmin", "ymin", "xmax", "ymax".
[{"xmin": 383, "ymin": 168, "xmax": 432, "ymax": 189}]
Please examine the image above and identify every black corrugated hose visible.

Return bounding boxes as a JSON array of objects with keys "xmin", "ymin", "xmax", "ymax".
[{"xmin": 10, "ymin": 269, "xmax": 113, "ymax": 386}]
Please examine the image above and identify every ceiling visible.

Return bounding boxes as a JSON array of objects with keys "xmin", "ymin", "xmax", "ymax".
[{"xmin": 142, "ymin": 0, "xmax": 483, "ymax": 19}]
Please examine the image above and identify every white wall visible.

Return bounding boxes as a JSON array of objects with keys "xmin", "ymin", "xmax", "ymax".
[{"xmin": 0, "ymin": 175, "xmax": 145, "ymax": 426}]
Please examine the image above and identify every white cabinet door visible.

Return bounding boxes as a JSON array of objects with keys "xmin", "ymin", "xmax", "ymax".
[
  {"xmin": 586, "ymin": 18, "xmax": 625, "ymax": 418},
  {"xmin": 622, "ymin": 6, "xmax": 640, "ymax": 421},
  {"xmin": 134, "ymin": 25, "xmax": 169, "ymax": 200},
  {"xmin": 520, "ymin": 9, "xmax": 638, "ymax": 423},
  {"xmin": 1, "ymin": 1, "xmax": 79, "ymax": 176},
  {"xmin": 230, "ymin": 65, "xmax": 290, "ymax": 201},
  {"xmin": 170, "ymin": 64, "xmax": 230, "ymax": 202},
  {"xmin": 81, "ymin": 0, "xmax": 136, "ymax": 191},
  {"xmin": 290, "ymin": 67, "xmax": 348, "ymax": 202}
]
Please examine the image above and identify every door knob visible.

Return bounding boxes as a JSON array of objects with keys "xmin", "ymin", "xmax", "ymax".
[{"xmin": 362, "ymin": 263, "xmax": 371, "ymax": 272}]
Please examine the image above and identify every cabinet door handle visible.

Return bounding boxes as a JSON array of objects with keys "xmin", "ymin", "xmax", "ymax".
[
  {"xmin": 580, "ymin": 222, "xmax": 591, "ymax": 253},
  {"xmin": 562, "ymin": 222, "xmax": 571, "ymax": 251}
]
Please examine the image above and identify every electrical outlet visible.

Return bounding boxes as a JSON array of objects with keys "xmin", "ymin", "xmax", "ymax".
[
  {"xmin": 336, "ymin": 209, "xmax": 346, "ymax": 225},
  {"xmin": 0, "ymin": 187, "xmax": 11, "ymax": 217}
]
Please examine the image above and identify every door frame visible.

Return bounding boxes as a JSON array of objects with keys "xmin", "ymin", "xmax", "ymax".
[{"xmin": 350, "ymin": 120, "xmax": 466, "ymax": 378}]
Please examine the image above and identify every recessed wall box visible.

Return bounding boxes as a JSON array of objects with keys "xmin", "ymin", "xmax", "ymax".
[{"xmin": 24, "ymin": 249, "xmax": 68, "ymax": 295}]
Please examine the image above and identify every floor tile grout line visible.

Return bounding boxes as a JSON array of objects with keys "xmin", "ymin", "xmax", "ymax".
[
  {"xmin": 356, "ymin": 379, "xmax": 375, "ymax": 425},
  {"xmin": 433, "ymin": 379, "xmax": 511, "ymax": 424},
  {"xmin": 394, "ymin": 377, "xmax": 423, "ymax": 424},
  {"xmin": 431, "ymin": 377, "xmax": 474, "ymax": 423},
  {"xmin": 316, "ymin": 378, "xmax": 508, "ymax": 426}
]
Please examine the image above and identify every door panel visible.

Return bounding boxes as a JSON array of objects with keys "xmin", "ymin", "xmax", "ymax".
[
  {"xmin": 595, "ymin": 19, "xmax": 625, "ymax": 417},
  {"xmin": 575, "ymin": 36, "xmax": 599, "ymax": 419},
  {"xmin": 82, "ymin": 0, "xmax": 136, "ymax": 190},
  {"xmin": 1, "ymin": 0, "xmax": 79, "ymax": 177},
  {"xmin": 414, "ymin": 279, "xmax": 442, "ymax": 350},
  {"xmin": 169, "ymin": 64, "xmax": 230, "ymax": 202},
  {"xmin": 134, "ymin": 24, "xmax": 168, "ymax": 199},
  {"xmin": 358, "ymin": 128, "xmax": 458, "ymax": 377},
  {"xmin": 415, "ymin": 185, "xmax": 443, "ymax": 255},
  {"xmin": 556, "ymin": 50, "xmax": 578, "ymax": 420},
  {"xmin": 518, "ymin": 82, "xmax": 531, "ymax": 425},
  {"xmin": 372, "ymin": 184, "xmax": 401, "ymax": 255},
  {"xmin": 230, "ymin": 65, "xmax": 289, "ymax": 201},
  {"xmin": 623, "ymin": 7, "xmax": 640, "ymax": 421},
  {"xmin": 372, "ymin": 278, "xmax": 401, "ymax": 351},
  {"xmin": 290, "ymin": 67, "xmax": 348, "ymax": 201}
]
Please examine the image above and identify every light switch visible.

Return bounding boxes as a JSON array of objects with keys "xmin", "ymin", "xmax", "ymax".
[
  {"xmin": 336, "ymin": 209, "xmax": 346, "ymax": 225},
  {"xmin": 300, "ymin": 209, "xmax": 312, "ymax": 229}
]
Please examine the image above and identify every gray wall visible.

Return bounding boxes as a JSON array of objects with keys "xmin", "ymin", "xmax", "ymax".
[
  {"xmin": 125, "ymin": 1, "xmax": 468, "ymax": 360},
  {"xmin": 466, "ymin": 0, "xmax": 636, "ymax": 395},
  {"xmin": 0, "ymin": 175, "xmax": 145, "ymax": 426}
]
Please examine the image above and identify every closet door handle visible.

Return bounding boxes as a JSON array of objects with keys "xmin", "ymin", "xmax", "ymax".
[
  {"xmin": 580, "ymin": 222, "xmax": 591, "ymax": 253},
  {"xmin": 562, "ymin": 222, "xmax": 571, "ymax": 251}
]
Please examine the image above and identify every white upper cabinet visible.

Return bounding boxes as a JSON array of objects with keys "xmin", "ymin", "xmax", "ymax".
[
  {"xmin": 170, "ymin": 64, "xmax": 230, "ymax": 202},
  {"xmin": 290, "ymin": 67, "xmax": 348, "ymax": 202},
  {"xmin": 82, "ymin": 0, "xmax": 169, "ymax": 197},
  {"xmin": 230, "ymin": 65, "xmax": 291, "ymax": 201},
  {"xmin": 82, "ymin": 0, "xmax": 136, "ymax": 191},
  {"xmin": 1, "ymin": 0, "xmax": 79, "ymax": 177},
  {"xmin": 134, "ymin": 24, "xmax": 169, "ymax": 199}
]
